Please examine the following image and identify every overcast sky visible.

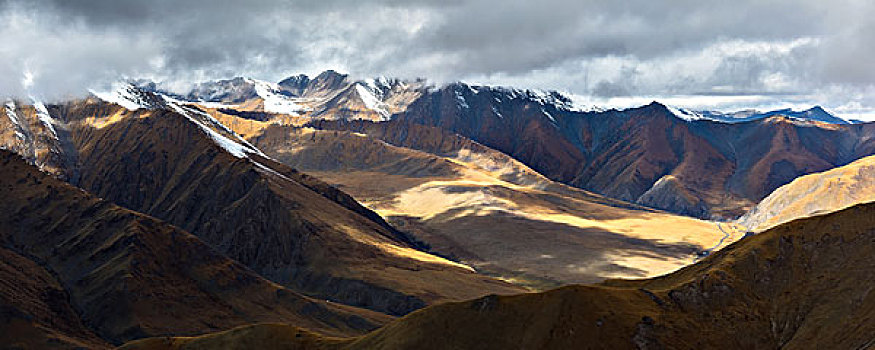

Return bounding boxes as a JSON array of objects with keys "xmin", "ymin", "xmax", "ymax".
[{"xmin": 2, "ymin": 0, "xmax": 875, "ymax": 118}]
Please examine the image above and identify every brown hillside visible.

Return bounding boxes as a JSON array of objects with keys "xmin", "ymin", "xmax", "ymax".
[
  {"xmin": 128, "ymin": 200, "xmax": 875, "ymax": 349},
  {"xmin": 249, "ymin": 124, "xmax": 735, "ymax": 287},
  {"xmin": 55, "ymin": 98, "xmax": 523, "ymax": 316},
  {"xmin": 0, "ymin": 150, "xmax": 389, "ymax": 345},
  {"xmin": 310, "ymin": 94, "xmax": 875, "ymax": 219},
  {"xmin": 739, "ymin": 153, "xmax": 875, "ymax": 231},
  {"xmin": 344, "ymin": 201, "xmax": 875, "ymax": 349},
  {"xmin": 0, "ymin": 247, "xmax": 110, "ymax": 349}
]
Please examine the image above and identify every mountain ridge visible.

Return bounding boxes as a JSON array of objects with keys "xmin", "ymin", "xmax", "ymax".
[
  {"xmin": 738, "ymin": 153, "xmax": 875, "ymax": 231},
  {"xmin": 83, "ymin": 75, "xmax": 872, "ymax": 219},
  {"xmin": 0, "ymin": 149, "xmax": 392, "ymax": 346}
]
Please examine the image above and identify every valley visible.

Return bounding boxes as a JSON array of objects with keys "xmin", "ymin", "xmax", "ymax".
[{"xmin": 248, "ymin": 124, "xmax": 737, "ymax": 288}]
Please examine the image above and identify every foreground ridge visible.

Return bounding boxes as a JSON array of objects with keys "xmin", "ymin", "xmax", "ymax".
[{"xmin": 125, "ymin": 199, "xmax": 875, "ymax": 349}]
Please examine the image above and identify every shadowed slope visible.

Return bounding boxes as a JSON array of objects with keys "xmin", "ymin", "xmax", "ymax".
[
  {"xmin": 0, "ymin": 150, "xmax": 389, "ymax": 345},
  {"xmin": 0, "ymin": 247, "xmax": 111, "ymax": 349},
  {"xmin": 128, "ymin": 200, "xmax": 875, "ymax": 349},
  {"xmin": 342, "ymin": 201, "xmax": 875, "ymax": 349}
]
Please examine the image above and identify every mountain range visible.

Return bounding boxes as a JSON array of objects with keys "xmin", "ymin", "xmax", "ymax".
[
  {"xmin": 128, "ymin": 71, "xmax": 875, "ymax": 221},
  {"xmin": 4, "ymin": 69, "xmax": 875, "ymax": 348}
]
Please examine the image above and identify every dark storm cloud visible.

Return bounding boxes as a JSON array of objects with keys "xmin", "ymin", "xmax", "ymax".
[
  {"xmin": 2, "ymin": 0, "xmax": 874, "ymax": 115},
  {"xmin": 409, "ymin": 0, "xmax": 824, "ymax": 74}
]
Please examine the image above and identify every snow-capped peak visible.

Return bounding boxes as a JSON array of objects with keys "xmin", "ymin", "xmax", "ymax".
[
  {"xmin": 90, "ymin": 82, "xmax": 162, "ymax": 110},
  {"xmin": 456, "ymin": 83, "xmax": 585, "ymax": 113},
  {"xmin": 572, "ymin": 104, "xmax": 607, "ymax": 113},
  {"xmin": 162, "ymin": 77, "xmax": 309, "ymax": 115},
  {"xmin": 247, "ymin": 78, "xmax": 309, "ymax": 115},
  {"xmin": 665, "ymin": 105, "xmax": 852, "ymax": 124}
]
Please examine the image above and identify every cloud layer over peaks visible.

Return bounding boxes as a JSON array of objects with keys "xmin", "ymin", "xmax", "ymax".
[{"xmin": 2, "ymin": 0, "xmax": 875, "ymax": 117}]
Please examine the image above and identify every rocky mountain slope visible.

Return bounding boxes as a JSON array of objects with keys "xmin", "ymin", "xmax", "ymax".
[
  {"xmin": 2, "ymin": 90, "xmax": 523, "ymax": 318},
  {"xmin": 0, "ymin": 150, "xmax": 391, "ymax": 347},
  {"xmin": 739, "ymin": 154, "xmax": 875, "ymax": 231},
  {"xmin": 69, "ymin": 96, "xmax": 522, "ymax": 314},
  {"xmin": 1, "ymin": 99, "xmax": 75, "ymax": 180},
  {"xmin": 127, "ymin": 199, "xmax": 875, "ymax": 349},
  {"xmin": 6, "ymin": 71, "xmax": 875, "ymax": 348}
]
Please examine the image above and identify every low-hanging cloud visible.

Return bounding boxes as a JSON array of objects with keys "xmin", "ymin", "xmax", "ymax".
[
  {"xmin": 1, "ymin": 0, "xmax": 874, "ymax": 115},
  {"xmin": 0, "ymin": 1, "xmax": 163, "ymax": 99}
]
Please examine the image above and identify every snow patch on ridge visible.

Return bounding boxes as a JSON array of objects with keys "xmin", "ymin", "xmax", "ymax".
[
  {"xmin": 355, "ymin": 83, "xmax": 391, "ymax": 119},
  {"xmin": 492, "ymin": 105, "xmax": 503, "ymax": 118},
  {"xmin": 249, "ymin": 78, "xmax": 308, "ymax": 115},
  {"xmin": 32, "ymin": 99, "xmax": 58, "ymax": 139},
  {"xmin": 162, "ymin": 96, "xmax": 263, "ymax": 158},
  {"xmin": 541, "ymin": 109, "xmax": 556, "ymax": 123},
  {"xmin": 454, "ymin": 88, "xmax": 469, "ymax": 109},
  {"xmin": 5, "ymin": 101, "xmax": 19, "ymax": 126},
  {"xmin": 4, "ymin": 101, "xmax": 25, "ymax": 140},
  {"xmin": 666, "ymin": 105, "xmax": 706, "ymax": 122},
  {"xmin": 90, "ymin": 83, "xmax": 152, "ymax": 110},
  {"xmin": 463, "ymin": 84, "xmax": 590, "ymax": 112},
  {"xmin": 570, "ymin": 104, "xmax": 607, "ymax": 113},
  {"xmin": 91, "ymin": 84, "xmax": 268, "ymax": 160}
]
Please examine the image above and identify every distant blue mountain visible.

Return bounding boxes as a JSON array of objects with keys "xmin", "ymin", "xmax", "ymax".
[{"xmin": 668, "ymin": 105, "xmax": 852, "ymax": 124}]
